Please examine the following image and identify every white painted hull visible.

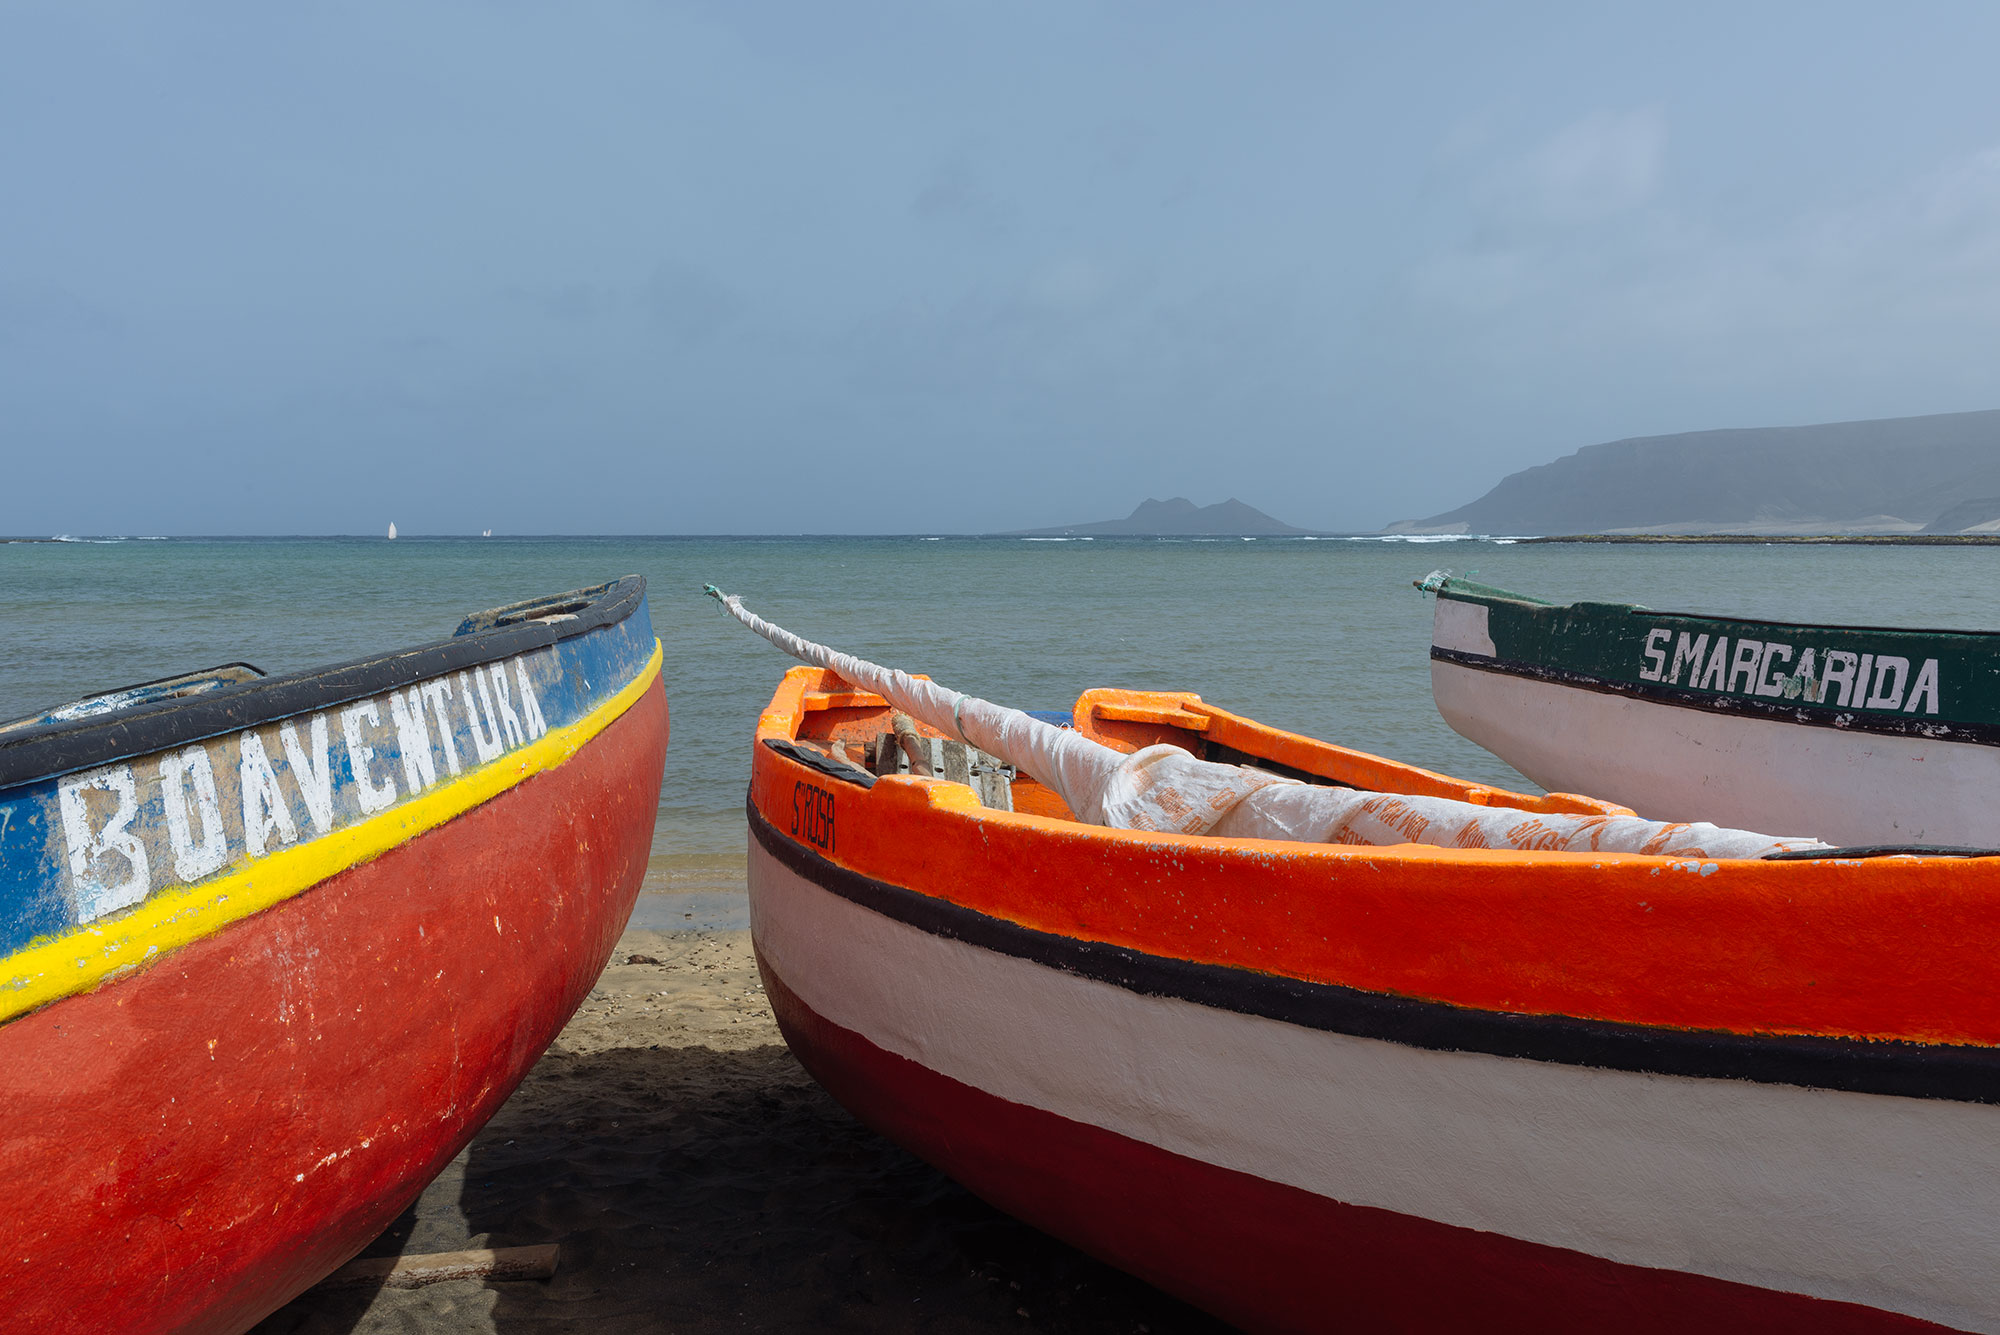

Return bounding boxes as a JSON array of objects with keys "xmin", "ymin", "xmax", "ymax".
[
  {"xmin": 751, "ymin": 836, "xmax": 2000, "ymax": 1333},
  {"xmin": 1432, "ymin": 658, "xmax": 2000, "ymax": 846}
]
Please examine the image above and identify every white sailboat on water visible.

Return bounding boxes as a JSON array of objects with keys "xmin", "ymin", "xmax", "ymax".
[{"xmin": 387, "ymin": 521, "xmax": 398, "ymax": 541}]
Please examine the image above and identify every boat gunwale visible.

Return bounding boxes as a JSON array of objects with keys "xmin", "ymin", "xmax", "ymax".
[
  {"xmin": 1432, "ymin": 575, "xmax": 2000, "ymax": 642},
  {"xmin": 0, "ymin": 574, "xmax": 647, "ymax": 790},
  {"xmin": 754, "ymin": 667, "xmax": 1810, "ymax": 871},
  {"xmin": 0, "ymin": 641, "xmax": 665, "ymax": 1025},
  {"xmin": 1431, "ymin": 643, "xmax": 2000, "ymax": 749}
]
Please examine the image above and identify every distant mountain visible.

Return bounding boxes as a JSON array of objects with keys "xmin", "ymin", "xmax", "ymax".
[
  {"xmin": 1014, "ymin": 497, "xmax": 1315, "ymax": 537},
  {"xmin": 1387, "ymin": 408, "xmax": 2000, "ymax": 536},
  {"xmin": 1921, "ymin": 496, "xmax": 2000, "ymax": 534}
]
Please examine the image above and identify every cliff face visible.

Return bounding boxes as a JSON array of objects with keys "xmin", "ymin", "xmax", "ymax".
[
  {"xmin": 1017, "ymin": 497, "xmax": 1312, "ymax": 536},
  {"xmin": 1390, "ymin": 409, "xmax": 2000, "ymax": 535}
]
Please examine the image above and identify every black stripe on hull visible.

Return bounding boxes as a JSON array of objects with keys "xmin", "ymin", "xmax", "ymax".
[
  {"xmin": 1431, "ymin": 645, "xmax": 2000, "ymax": 748},
  {"xmin": 749, "ymin": 793, "xmax": 2000, "ymax": 1105}
]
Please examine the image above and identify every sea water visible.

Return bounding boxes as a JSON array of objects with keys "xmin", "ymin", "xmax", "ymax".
[{"xmin": 7, "ymin": 535, "xmax": 2000, "ymax": 913}]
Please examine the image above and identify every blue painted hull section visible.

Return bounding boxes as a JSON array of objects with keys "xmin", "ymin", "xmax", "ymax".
[{"xmin": 0, "ymin": 594, "xmax": 655, "ymax": 965}]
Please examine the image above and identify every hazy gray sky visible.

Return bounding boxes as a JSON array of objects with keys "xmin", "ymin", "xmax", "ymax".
[{"xmin": 7, "ymin": 2, "xmax": 2000, "ymax": 534}]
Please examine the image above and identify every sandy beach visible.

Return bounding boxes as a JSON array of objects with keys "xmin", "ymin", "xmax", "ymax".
[{"xmin": 254, "ymin": 920, "xmax": 1227, "ymax": 1335}]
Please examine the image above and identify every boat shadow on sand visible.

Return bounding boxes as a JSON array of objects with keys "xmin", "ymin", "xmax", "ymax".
[{"xmin": 253, "ymin": 1040, "xmax": 1228, "ymax": 1335}]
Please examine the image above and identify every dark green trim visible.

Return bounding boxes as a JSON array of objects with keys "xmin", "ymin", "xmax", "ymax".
[{"xmin": 1429, "ymin": 577, "xmax": 2000, "ymax": 731}]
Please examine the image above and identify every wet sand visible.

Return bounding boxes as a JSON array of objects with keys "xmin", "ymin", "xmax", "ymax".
[{"xmin": 255, "ymin": 924, "xmax": 1227, "ymax": 1335}]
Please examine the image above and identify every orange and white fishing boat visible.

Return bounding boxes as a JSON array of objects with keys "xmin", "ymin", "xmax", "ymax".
[{"xmin": 714, "ymin": 588, "xmax": 2000, "ymax": 1335}]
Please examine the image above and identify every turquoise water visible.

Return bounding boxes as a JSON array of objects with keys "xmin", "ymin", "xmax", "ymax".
[{"xmin": 8, "ymin": 535, "xmax": 2000, "ymax": 889}]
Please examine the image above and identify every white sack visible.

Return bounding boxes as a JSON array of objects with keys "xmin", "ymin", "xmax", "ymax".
[
  {"xmin": 1207, "ymin": 782, "xmax": 1826, "ymax": 859},
  {"xmin": 711, "ymin": 589, "xmax": 1828, "ymax": 860}
]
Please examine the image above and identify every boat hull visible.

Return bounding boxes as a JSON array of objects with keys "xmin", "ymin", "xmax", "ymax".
[
  {"xmin": 0, "ymin": 580, "xmax": 668, "ymax": 1334},
  {"xmin": 750, "ymin": 823, "xmax": 1976, "ymax": 1333},
  {"xmin": 744, "ymin": 665, "xmax": 2000, "ymax": 1334}
]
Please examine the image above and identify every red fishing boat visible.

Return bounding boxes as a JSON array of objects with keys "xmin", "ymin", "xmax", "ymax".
[
  {"xmin": 716, "ymin": 588, "xmax": 2000, "ymax": 1335},
  {"xmin": 0, "ymin": 577, "xmax": 668, "ymax": 1334}
]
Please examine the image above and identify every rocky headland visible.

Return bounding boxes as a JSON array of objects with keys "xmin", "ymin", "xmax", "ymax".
[{"xmin": 1388, "ymin": 408, "xmax": 2000, "ymax": 537}]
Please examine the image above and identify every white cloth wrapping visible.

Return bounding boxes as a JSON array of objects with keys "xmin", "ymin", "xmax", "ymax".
[{"xmin": 713, "ymin": 590, "xmax": 1828, "ymax": 860}]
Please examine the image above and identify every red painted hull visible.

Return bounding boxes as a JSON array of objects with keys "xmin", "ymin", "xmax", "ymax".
[
  {"xmin": 759, "ymin": 953, "xmax": 1951, "ymax": 1335},
  {"xmin": 0, "ymin": 681, "xmax": 667, "ymax": 1335}
]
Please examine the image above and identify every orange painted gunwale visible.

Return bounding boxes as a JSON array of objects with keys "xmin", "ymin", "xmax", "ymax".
[
  {"xmin": 1071, "ymin": 687, "xmax": 1631, "ymax": 817},
  {"xmin": 753, "ymin": 666, "xmax": 2000, "ymax": 1049}
]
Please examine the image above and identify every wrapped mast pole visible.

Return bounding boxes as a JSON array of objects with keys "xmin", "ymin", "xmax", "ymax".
[
  {"xmin": 707, "ymin": 587, "xmax": 1827, "ymax": 859},
  {"xmin": 706, "ymin": 585, "xmax": 1284, "ymax": 831}
]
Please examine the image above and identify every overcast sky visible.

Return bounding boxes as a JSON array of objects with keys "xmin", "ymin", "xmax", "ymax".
[{"xmin": 7, "ymin": 2, "xmax": 2000, "ymax": 535}]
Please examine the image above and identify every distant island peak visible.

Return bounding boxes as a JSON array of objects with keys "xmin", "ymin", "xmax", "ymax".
[{"xmin": 1012, "ymin": 497, "xmax": 1314, "ymax": 537}]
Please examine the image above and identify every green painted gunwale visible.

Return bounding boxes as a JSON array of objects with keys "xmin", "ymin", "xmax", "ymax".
[{"xmin": 1427, "ymin": 576, "xmax": 2000, "ymax": 730}]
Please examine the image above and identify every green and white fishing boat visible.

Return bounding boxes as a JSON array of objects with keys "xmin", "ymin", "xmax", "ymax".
[{"xmin": 1420, "ymin": 573, "xmax": 2000, "ymax": 848}]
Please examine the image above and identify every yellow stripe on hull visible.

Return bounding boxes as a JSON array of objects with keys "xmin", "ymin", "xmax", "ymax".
[{"xmin": 0, "ymin": 641, "xmax": 664, "ymax": 1025}]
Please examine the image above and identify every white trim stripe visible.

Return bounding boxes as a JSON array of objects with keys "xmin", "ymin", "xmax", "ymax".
[{"xmin": 1431, "ymin": 657, "xmax": 2000, "ymax": 845}]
